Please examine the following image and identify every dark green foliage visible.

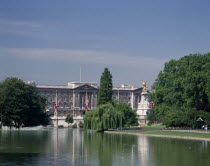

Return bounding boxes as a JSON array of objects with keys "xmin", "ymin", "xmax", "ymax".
[
  {"xmin": 84, "ymin": 131, "xmax": 138, "ymax": 166},
  {"xmin": 84, "ymin": 103, "xmax": 138, "ymax": 131},
  {"xmin": 97, "ymin": 68, "xmax": 113, "ymax": 106},
  {"xmin": 147, "ymin": 121, "xmax": 152, "ymax": 126},
  {"xmin": 147, "ymin": 109, "xmax": 156, "ymax": 123},
  {"xmin": 79, "ymin": 121, "xmax": 84, "ymax": 128},
  {"xmin": 65, "ymin": 114, "xmax": 73, "ymax": 124},
  {"xmin": 0, "ymin": 77, "xmax": 49, "ymax": 128},
  {"xmin": 150, "ymin": 53, "xmax": 210, "ymax": 127},
  {"xmin": 115, "ymin": 102, "xmax": 138, "ymax": 127},
  {"xmin": 72, "ymin": 123, "xmax": 77, "ymax": 128}
]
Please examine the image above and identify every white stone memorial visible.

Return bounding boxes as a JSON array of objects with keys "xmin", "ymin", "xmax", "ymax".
[{"xmin": 137, "ymin": 81, "xmax": 150, "ymax": 124}]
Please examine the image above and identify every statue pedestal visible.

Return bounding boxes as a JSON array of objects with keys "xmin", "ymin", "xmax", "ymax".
[{"xmin": 137, "ymin": 91, "xmax": 150, "ymax": 124}]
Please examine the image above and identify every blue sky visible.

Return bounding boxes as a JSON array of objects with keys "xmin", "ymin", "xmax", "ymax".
[{"xmin": 0, "ymin": 0, "xmax": 210, "ymax": 87}]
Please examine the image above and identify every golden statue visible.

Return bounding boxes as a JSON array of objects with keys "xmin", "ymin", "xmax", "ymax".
[{"xmin": 142, "ymin": 81, "xmax": 148, "ymax": 92}]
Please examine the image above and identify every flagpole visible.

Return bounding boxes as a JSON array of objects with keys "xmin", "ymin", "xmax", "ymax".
[
  {"xmin": 54, "ymin": 90, "xmax": 58, "ymax": 127},
  {"xmin": 80, "ymin": 67, "xmax": 82, "ymax": 83}
]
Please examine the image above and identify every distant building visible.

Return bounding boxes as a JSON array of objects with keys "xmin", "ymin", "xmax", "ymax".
[
  {"xmin": 112, "ymin": 84, "xmax": 142, "ymax": 110},
  {"xmin": 36, "ymin": 82, "xmax": 143, "ymax": 117}
]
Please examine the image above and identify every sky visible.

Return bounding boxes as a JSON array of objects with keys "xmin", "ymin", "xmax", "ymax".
[{"xmin": 0, "ymin": 0, "xmax": 210, "ymax": 88}]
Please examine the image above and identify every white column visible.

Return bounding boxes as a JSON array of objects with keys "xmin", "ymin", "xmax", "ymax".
[
  {"xmin": 78, "ymin": 93, "xmax": 80, "ymax": 108},
  {"xmin": 95, "ymin": 94, "xmax": 97, "ymax": 106},
  {"xmin": 81, "ymin": 93, "xmax": 84, "ymax": 109},
  {"xmin": 91, "ymin": 93, "xmax": 94, "ymax": 108},
  {"xmin": 130, "ymin": 92, "xmax": 134, "ymax": 109},
  {"xmin": 73, "ymin": 92, "xmax": 75, "ymax": 109}
]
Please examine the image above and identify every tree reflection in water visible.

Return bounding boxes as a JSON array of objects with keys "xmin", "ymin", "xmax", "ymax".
[
  {"xmin": 84, "ymin": 132, "xmax": 138, "ymax": 166},
  {"xmin": 147, "ymin": 137, "xmax": 210, "ymax": 166}
]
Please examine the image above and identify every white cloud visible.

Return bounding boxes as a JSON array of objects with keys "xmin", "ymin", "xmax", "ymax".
[
  {"xmin": 0, "ymin": 18, "xmax": 42, "ymax": 35},
  {"xmin": 0, "ymin": 47, "xmax": 166, "ymax": 67}
]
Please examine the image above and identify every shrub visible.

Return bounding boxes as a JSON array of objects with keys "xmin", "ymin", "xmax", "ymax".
[
  {"xmin": 147, "ymin": 121, "xmax": 152, "ymax": 126},
  {"xmin": 79, "ymin": 121, "xmax": 84, "ymax": 128},
  {"xmin": 72, "ymin": 123, "xmax": 77, "ymax": 128},
  {"xmin": 65, "ymin": 114, "xmax": 73, "ymax": 124},
  {"xmin": 58, "ymin": 125, "xmax": 64, "ymax": 128}
]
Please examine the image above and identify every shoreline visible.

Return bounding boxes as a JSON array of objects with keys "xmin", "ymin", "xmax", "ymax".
[{"xmin": 104, "ymin": 131, "xmax": 210, "ymax": 141}]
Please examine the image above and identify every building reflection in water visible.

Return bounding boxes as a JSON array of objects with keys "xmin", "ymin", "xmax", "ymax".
[
  {"xmin": 1, "ymin": 129, "xmax": 210, "ymax": 166},
  {"xmin": 50, "ymin": 128, "xmax": 89, "ymax": 166},
  {"xmin": 137, "ymin": 136, "xmax": 149, "ymax": 166}
]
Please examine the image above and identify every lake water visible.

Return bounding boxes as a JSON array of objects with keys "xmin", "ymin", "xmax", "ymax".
[{"xmin": 0, "ymin": 128, "xmax": 210, "ymax": 166}]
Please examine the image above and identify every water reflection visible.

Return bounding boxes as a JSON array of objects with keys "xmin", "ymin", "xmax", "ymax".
[
  {"xmin": 48, "ymin": 129, "xmax": 90, "ymax": 166},
  {"xmin": 84, "ymin": 132, "xmax": 139, "ymax": 166},
  {"xmin": 137, "ymin": 136, "xmax": 149, "ymax": 166},
  {"xmin": 148, "ymin": 137, "xmax": 210, "ymax": 166},
  {"xmin": 0, "ymin": 129, "xmax": 210, "ymax": 166}
]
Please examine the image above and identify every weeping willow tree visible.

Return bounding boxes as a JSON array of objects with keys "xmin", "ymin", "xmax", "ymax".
[{"xmin": 84, "ymin": 103, "xmax": 138, "ymax": 131}]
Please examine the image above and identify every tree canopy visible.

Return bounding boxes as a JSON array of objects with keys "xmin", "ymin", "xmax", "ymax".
[
  {"xmin": 86, "ymin": 68, "xmax": 138, "ymax": 131},
  {"xmin": 0, "ymin": 77, "xmax": 49, "ymax": 128},
  {"xmin": 84, "ymin": 103, "xmax": 138, "ymax": 131},
  {"xmin": 150, "ymin": 53, "xmax": 210, "ymax": 127},
  {"xmin": 65, "ymin": 114, "xmax": 73, "ymax": 124},
  {"xmin": 97, "ymin": 68, "xmax": 113, "ymax": 106}
]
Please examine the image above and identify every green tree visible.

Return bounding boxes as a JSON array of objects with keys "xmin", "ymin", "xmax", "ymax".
[
  {"xmin": 84, "ymin": 103, "xmax": 138, "ymax": 131},
  {"xmin": 97, "ymin": 68, "xmax": 113, "ymax": 106},
  {"xmin": 79, "ymin": 121, "xmax": 84, "ymax": 128},
  {"xmin": 115, "ymin": 102, "xmax": 138, "ymax": 127},
  {"xmin": 147, "ymin": 109, "xmax": 156, "ymax": 123},
  {"xmin": 150, "ymin": 53, "xmax": 210, "ymax": 127},
  {"xmin": 65, "ymin": 114, "xmax": 74, "ymax": 124},
  {"xmin": 0, "ymin": 77, "xmax": 49, "ymax": 128},
  {"xmin": 84, "ymin": 104, "xmax": 118, "ymax": 131}
]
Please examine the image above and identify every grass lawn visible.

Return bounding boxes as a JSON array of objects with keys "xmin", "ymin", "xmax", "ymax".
[
  {"xmin": 110, "ymin": 124, "xmax": 210, "ymax": 139},
  {"xmin": 144, "ymin": 130, "xmax": 210, "ymax": 138},
  {"xmin": 129, "ymin": 124, "xmax": 166, "ymax": 131},
  {"xmin": 141, "ymin": 124, "xmax": 166, "ymax": 130}
]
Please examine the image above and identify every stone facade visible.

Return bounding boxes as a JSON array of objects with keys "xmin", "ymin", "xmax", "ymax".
[
  {"xmin": 36, "ymin": 82, "xmax": 143, "ymax": 118},
  {"xmin": 112, "ymin": 84, "xmax": 142, "ymax": 110}
]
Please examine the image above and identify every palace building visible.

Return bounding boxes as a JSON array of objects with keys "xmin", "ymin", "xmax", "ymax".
[{"xmin": 36, "ymin": 82, "xmax": 143, "ymax": 117}]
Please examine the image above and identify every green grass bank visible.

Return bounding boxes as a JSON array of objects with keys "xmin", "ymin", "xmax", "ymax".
[{"xmin": 105, "ymin": 125, "xmax": 210, "ymax": 141}]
